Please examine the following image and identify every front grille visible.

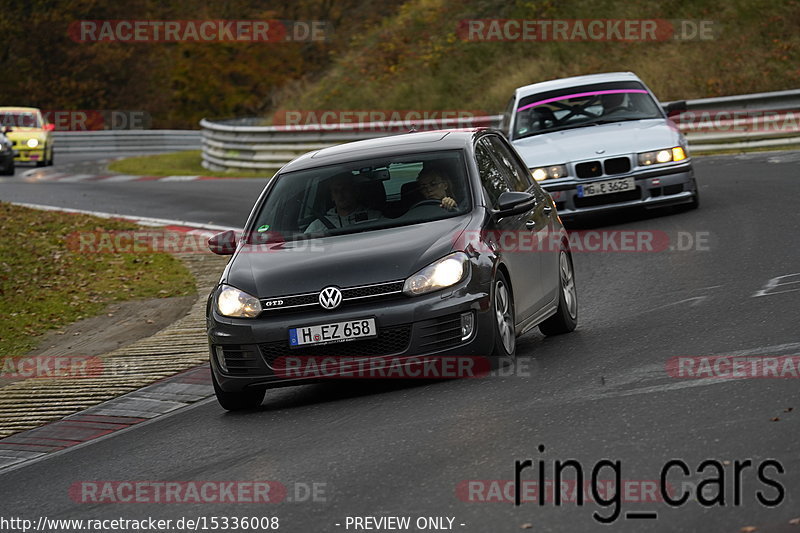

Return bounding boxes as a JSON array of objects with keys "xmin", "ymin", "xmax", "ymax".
[
  {"xmin": 576, "ymin": 161, "xmax": 602, "ymax": 178},
  {"xmin": 574, "ymin": 187, "xmax": 641, "ymax": 208},
  {"xmin": 603, "ymin": 157, "xmax": 631, "ymax": 175},
  {"xmin": 342, "ymin": 281, "xmax": 404, "ymax": 299},
  {"xmin": 218, "ymin": 345, "xmax": 262, "ymax": 375},
  {"xmin": 259, "ymin": 324, "xmax": 412, "ymax": 366},
  {"xmin": 261, "ymin": 280, "xmax": 405, "ymax": 313},
  {"xmin": 417, "ymin": 314, "xmax": 463, "ymax": 351}
]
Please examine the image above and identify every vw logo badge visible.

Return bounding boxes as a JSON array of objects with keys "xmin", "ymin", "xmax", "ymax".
[{"xmin": 319, "ymin": 286, "xmax": 343, "ymax": 310}]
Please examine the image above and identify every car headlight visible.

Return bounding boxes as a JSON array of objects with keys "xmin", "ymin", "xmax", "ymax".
[
  {"xmin": 531, "ymin": 164, "xmax": 568, "ymax": 181},
  {"xmin": 638, "ymin": 146, "xmax": 687, "ymax": 166},
  {"xmin": 26, "ymin": 138, "xmax": 39, "ymax": 148},
  {"xmin": 215, "ymin": 285, "xmax": 261, "ymax": 318},
  {"xmin": 403, "ymin": 252, "xmax": 469, "ymax": 296}
]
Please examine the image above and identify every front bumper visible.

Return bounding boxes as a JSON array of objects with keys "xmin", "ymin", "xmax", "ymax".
[
  {"xmin": 207, "ymin": 282, "xmax": 496, "ymax": 392},
  {"xmin": 542, "ymin": 162, "xmax": 697, "ymax": 218},
  {"xmin": 13, "ymin": 147, "xmax": 45, "ymax": 163}
]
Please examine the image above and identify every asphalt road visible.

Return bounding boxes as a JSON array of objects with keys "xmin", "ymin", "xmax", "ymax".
[{"xmin": 1, "ymin": 151, "xmax": 799, "ymax": 532}]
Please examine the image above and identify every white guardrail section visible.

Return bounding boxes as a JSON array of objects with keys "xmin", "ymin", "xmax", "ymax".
[{"xmin": 52, "ymin": 130, "xmax": 202, "ymax": 153}]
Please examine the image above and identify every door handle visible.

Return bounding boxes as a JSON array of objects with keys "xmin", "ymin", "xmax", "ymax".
[{"xmin": 525, "ymin": 220, "xmax": 536, "ymax": 230}]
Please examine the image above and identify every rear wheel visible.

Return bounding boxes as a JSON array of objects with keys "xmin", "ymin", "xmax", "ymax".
[
  {"xmin": 539, "ymin": 249, "xmax": 578, "ymax": 336},
  {"xmin": 212, "ymin": 372, "xmax": 265, "ymax": 411},
  {"xmin": 491, "ymin": 271, "xmax": 516, "ymax": 359}
]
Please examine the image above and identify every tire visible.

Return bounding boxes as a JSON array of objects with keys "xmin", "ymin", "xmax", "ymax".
[
  {"xmin": 47, "ymin": 147, "xmax": 54, "ymax": 166},
  {"xmin": 539, "ymin": 249, "xmax": 578, "ymax": 336},
  {"xmin": 0, "ymin": 161, "xmax": 12, "ymax": 176},
  {"xmin": 491, "ymin": 270, "xmax": 516, "ymax": 359},
  {"xmin": 212, "ymin": 371, "xmax": 265, "ymax": 411}
]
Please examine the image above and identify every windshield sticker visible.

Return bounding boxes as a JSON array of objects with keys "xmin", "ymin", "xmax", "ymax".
[{"xmin": 517, "ymin": 89, "xmax": 649, "ymax": 112}]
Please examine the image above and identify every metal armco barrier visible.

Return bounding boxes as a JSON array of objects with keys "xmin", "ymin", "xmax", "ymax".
[
  {"xmin": 199, "ymin": 115, "xmax": 502, "ymax": 172},
  {"xmin": 53, "ymin": 130, "xmax": 201, "ymax": 153}
]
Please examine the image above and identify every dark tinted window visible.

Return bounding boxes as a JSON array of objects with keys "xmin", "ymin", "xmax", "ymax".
[{"xmin": 475, "ymin": 140, "xmax": 511, "ymax": 209}]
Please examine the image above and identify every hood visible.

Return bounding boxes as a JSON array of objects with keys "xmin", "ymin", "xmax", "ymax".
[
  {"xmin": 511, "ymin": 119, "xmax": 683, "ymax": 167},
  {"xmin": 225, "ymin": 215, "xmax": 472, "ymax": 298},
  {"xmin": 7, "ymin": 129, "xmax": 46, "ymax": 139}
]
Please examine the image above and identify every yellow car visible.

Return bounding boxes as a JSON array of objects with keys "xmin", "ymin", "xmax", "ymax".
[{"xmin": 0, "ymin": 107, "xmax": 54, "ymax": 166}]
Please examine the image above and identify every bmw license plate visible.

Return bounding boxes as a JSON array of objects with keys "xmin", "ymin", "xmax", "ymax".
[
  {"xmin": 289, "ymin": 318, "xmax": 377, "ymax": 347},
  {"xmin": 576, "ymin": 177, "xmax": 635, "ymax": 198}
]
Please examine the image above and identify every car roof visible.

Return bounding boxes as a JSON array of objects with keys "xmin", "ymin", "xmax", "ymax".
[
  {"xmin": 280, "ymin": 129, "xmax": 486, "ymax": 172},
  {"xmin": 513, "ymin": 72, "xmax": 644, "ymax": 100},
  {"xmin": 0, "ymin": 107, "xmax": 42, "ymax": 113}
]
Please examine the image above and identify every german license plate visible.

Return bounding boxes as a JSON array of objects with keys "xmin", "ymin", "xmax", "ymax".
[
  {"xmin": 577, "ymin": 177, "xmax": 635, "ymax": 198},
  {"xmin": 289, "ymin": 318, "xmax": 377, "ymax": 347}
]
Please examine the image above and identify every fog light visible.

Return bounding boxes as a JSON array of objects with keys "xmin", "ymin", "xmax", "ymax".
[
  {"xmin": 214, "ymin": 346, "xmax": 228, "ymax": 373},
  {"xmin": 461, "ymin": 311, "xmax": 475, "ymax": 341}
]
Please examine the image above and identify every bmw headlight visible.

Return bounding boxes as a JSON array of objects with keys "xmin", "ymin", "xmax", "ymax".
[
  {"xmin": 216, "ymin": 285, "xmax": 261, "ymax": 318},
  {"xmin": 26, "ymin": 138, "xmax": 39, "ymax": 148},
  {"xmin": 531, "ymin": 164, "xmax": 568, "ymax": 181},
  {"xmin": 403, "ymin": 252, "xmax": 469, "ymax": 296},
  {"xmin": 638, "ymin": 146, "xmax": 687, "ymax": 166}
]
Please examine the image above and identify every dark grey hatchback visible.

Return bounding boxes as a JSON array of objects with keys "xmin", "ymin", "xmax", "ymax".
[{"xmin": 206, "ymin": 129, "xmax": 577, "ymax": 410}]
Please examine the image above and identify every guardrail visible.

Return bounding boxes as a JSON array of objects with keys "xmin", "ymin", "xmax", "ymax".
[
  {"xmin": 199, "ymin": 115, "xmax": 502, "ymax": 172},
  {"xmin": 53, "ymin": 130, "xmax": 201, "ymax": 153},
  {"xmin": 200, "ymin": 89, "xmax": 800, "ymax": 171}
]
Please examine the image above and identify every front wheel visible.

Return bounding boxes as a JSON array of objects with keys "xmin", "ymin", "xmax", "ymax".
[
  {"xmin": 539, "ymin": 249, "xmax": 578, "ymax": 336},
  {"xmin": 212, "ymin": 372, "xmax": 265, "ymax": 411},
  {"xmin": 491, "ymin": 271, "xmax": 516, "ymax": 359}
]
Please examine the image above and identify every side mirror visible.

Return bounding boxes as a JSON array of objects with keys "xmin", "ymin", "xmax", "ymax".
[
  {"xmin": 662, "ymin": 100, "xmax": 688, "ymax": 117},
  {"xmin": 43, "ymin": 123, "xmax": 55, "ymax": 132},
  {"xmin": 496, "ymin": 191, "xmax": 535, "ymax": 218},
  {"xmin": 208, "ymin": 230, "xmax": 238, "ymax": 255}
]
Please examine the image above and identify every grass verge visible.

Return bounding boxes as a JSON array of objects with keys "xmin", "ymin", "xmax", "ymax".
[
  {"xmin": 0, "ymin": 202, "xmax": 196, "ymax": 358},
  {"xmin": 107, "ymin": 150, "xmax": 273, "ymax": 179}
]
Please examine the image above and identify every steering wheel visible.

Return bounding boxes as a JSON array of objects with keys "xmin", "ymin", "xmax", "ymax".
[{"xmin": 408, "ymin": 199, "xmax": 445, "ymax": 210}]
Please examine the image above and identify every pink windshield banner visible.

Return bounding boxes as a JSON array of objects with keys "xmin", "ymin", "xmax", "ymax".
[{"xmin": 517, "ymin": 89, "xmax": 649, "ymax": 112}]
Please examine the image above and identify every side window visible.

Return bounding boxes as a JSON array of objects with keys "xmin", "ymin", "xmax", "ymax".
[
  {"xmin": 484, "ymin": 135, "xmax": 532, "ymax": 192},
  {"xmin": 474, "ymin": 140, "xmax": 512, "ymax": 209}
]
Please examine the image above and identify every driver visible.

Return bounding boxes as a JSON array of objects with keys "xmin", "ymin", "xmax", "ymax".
[
  {"xmin": 601, "ymin": 93, "xmax": 627, "ymax": 115},
  {"xmin": 416, "ymin": 168, "xmax": 458, "ymax": 211},
  {"xmin": 305, "ymin": 173, "xmax": 382, "ymax": 233}
]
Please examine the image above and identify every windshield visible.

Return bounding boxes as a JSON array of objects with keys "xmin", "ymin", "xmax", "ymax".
[
  {"xmin": 512, "ymin": 81, "xmax": 663, "ymax": 140},
  {"xmin": 249, "ymin": 149, "xmax": 471, "ymax": 243},
  {"xmin": 0, "ymin": 112, "xmax": 41, "ymax": 128}
]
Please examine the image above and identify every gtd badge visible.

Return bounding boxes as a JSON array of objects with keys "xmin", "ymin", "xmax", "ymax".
[
  {"xmin": 264, "ymin": 299, "xmax": 284, "ymax": 308},
  {"xmin": 319, "ymin": 287, "xmax": 343, "ymax": 310}
]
